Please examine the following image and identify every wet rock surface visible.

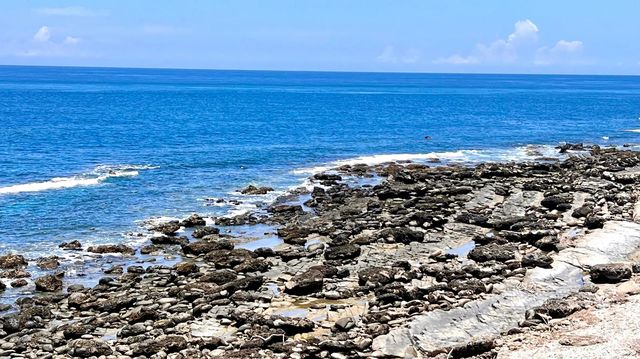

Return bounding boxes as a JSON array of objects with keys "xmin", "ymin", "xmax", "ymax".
[{"xmin": 2, "ymin": 146, "xmax": 640, "ymax": 358}]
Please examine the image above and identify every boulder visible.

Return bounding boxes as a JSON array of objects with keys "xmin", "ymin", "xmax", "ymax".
[
  {"xmin": 175, "ymin": 261, "xmax": 199, "ymax": 275},
  {"xmin": 59, "ymin": 240, "xmax": 82, "ymax": 250},
  {"xmin": 590, "ymin": 263, "xmax": 632, "ymax": 283},
  {"xmin": 151, "ymin": 221, "xmax": 181, "ymax": 235},
  {"xmin": 541, "ymin": 194, "xmax": 573, "ymax": 211},
  {"xmin": 240, "ymin": 185, "xmax": 274, "ymax": 195},
  {"xmin": 378, "ymin": 228, "xmax": 424, "ymax": 244},
  {"xmin": 468, "ymin": 244, "xmax": 516, "ymax": 262},
  {"xmin": 521, "ymin": 253, "xmax": 554, "ymax": 268},
  {"xmin": 0, "ymin": 254, "xmax": 27, "ymax": 269},
  {"xmin": 285, "ymin": 265, "xmax": 337, "ymax": 295},
  {"xmin": 181, "ymin": 240, "xmax": 234, "ymax": 255},
  {"xmin": 34, "ymin": 273, "xmax": 63, "ymax": 292},
  {"xmin": 36, "ymin": 256, "xmax": 60, "ymax": 270},
  {"xmin": 203, "ymin": 249, "xmax": 255, "ymax": 268},
  {"xmin": 151, "ymin": 235, "xmax": 189, "ymax": 245},
  {"xmin": 87, "ymin": 244, "xmax": 135, "ymax": 255},
  {"xmin": 181, "ymin": 214, "xmax": 206, "ymax": 227},
  {"xmin": 324, "ymin": 244, "xmax": 361, "ymax": 260},
  {"xmin": 69, "ymin": 339, "xmax": 113, "ymax": 358},
  {"xmin": 192, "ymin": 226, "xmax": 221, "ymax": 238}
]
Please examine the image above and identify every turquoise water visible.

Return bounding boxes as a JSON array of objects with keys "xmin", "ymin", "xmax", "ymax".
[{"xmin": 1, "ymin": 66, "xmax": 639, "ymax": 256}]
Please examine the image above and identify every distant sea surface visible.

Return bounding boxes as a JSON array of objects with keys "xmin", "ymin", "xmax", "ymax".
[{"xmin": 1, "ymin": 66, "xmax": 640, "ymax": 257}]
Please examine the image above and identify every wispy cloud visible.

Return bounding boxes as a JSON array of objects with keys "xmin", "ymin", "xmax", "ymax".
[
  {"xmin": 63, "ymin": 36, "xmax": 81, "ymax": 45},
  {"xmin": 376, "ymin": 45, "xmax": 420, "ymax": 64},
  {"xmin": 35, "ymin": 6, "xmax": 107, "ymax": 17},
  {"xmin": 535, "ymin": 40, "xmax": 584, "ymax": 65},
  {"xmin": 33, "ymin": 26, "xmax": 51, "ymax": 42}
]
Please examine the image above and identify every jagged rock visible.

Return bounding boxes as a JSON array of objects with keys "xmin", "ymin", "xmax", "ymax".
[
  {"xmin": 151, "ymin": 221, "xmax": 181, "ymax": 235},
  {"xmin": 285, "ymin": 265, "xmax": 337, "ymax": 295},
  {"xmin": 181, "ymin": 240, "xmax": 234, "ymax": 255},
  {"xmin": 69, "ymin": 339, "xmax": 113, "ymax": 358},
  {"xmin": 240, "ymin": 185, "xmax": 274, "ymax": 195},
  {"xmin": 590, "ymin": 263, "xmax": 632, "ymax": 283},
  {"xmin": 151, "ymin": 235, "xmax": 189, "ymax": 245},
  {"xmin": 87, "ymin": 244, "xmax": 135, "ymax": 255},
  {"xmin": 192, "ymin": 226, "xmax": 221, "ymax": 238},
  {"xmin": 468, "ymin": 243, "xmax": 516, "ymax": 262},
  {"xmin": 378, "ymin": 227, "xmax": 424, "ymax": 244},
  {"xmin": 0, "ymin": 254, "xmax": 27, "ymax": 269},
  {"xmin": 59, "ymin": 240, "xmax": 82, "ymax": 250},
  {"xmin": 175, "ymin": 261, "xmax": 199, "ymax": 274},
  {"xmin": 36, "ymin": 256, "xmax": 60, "ymax": 270},
  {"xmin": 182, "ymin": 214, "xmax": 206, "ymax": 227},
  {"xmin": 34, "ymin": 273, "xmax": 63, "ymax": 292},
  {"xmin": 324, "ymin": 244, "xmax": 361, "ymax": 260},
  {"xmin": 522, "ymin": 252, "xmax": 554, "ymax": 268},
  {"xmin": 541, "ymin": 193, "xmax": 574, "ymax": 211},
  {"xmin": 533, "ymin": 298, "xmax": 582, "ymax": 318}
]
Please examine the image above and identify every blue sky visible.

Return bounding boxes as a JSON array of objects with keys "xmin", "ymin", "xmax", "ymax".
[{"xmin": 1, "ymin": 0, "xmax": 639, "ymax": 74}]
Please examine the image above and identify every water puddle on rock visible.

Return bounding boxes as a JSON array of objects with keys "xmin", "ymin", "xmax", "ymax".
[{"xmin": 447, "ymin": 241, "xmax": 476, "ymax": 257}]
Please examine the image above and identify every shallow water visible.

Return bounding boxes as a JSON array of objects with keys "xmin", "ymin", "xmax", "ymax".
[{"xmin": 1, "ymin": 66, "xmax": 640, "ymax": 259}]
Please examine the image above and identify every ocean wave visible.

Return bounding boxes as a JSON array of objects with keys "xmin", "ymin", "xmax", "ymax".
[
  {"xmin": 291, "ymin": 145, "xmax": 562, "ymax": 175},
  {"xmin": 0, "ymin": 164, "xmax": 157, "ymax": 195}
]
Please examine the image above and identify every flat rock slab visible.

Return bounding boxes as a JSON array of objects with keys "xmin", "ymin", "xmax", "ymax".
[{"xmin": 372, "ymin": 221, "xmax": 640, "ymax": 358}]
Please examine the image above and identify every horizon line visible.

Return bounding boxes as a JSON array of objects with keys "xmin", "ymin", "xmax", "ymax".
[{"xmin": 1, "ymin": 63, "xmax": 639, "ymax": 78}]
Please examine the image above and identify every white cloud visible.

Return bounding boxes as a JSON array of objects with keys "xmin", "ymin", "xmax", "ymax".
[
  {"xmin": 64, "ymin": 36, "xmax": 81, "ymax": 45},
  {"xmin": 433, "ymin": 54, "xmax": 479, "ymax": 65},
  {"xmin": 435, "ymin": 19, "xmax": 539, "ymax": 65},
  {"xmin": 435, "ymin": 19, "xmax": 588, "ymax": 68},
  {"xmin": 535, "ymin": 40, "xmax": 584, "ymax": 65},
  {"xmin": 35, "ymin": 6, "xmax": 104, "ymax": 17},
  {"xmin": 376, "ymin": 45, "xmax": 419, "ymax": 64},
  {"xmin": 19, "ymin": 27, "xmax": 83, "ymax": 57},
  {"xmin": 33, "ymin": 26, "xmax": 51, "ymax": 42}
]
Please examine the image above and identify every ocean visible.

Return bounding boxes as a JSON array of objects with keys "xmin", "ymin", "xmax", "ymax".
[{"xmin": 1, "ymin": 66, "xmax": 639, "ymax": 260}]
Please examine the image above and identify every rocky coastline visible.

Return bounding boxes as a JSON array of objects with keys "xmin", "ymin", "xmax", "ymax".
[{"xmin": 2, "ymin": 145, "xmax": 640, "ymax": 358}]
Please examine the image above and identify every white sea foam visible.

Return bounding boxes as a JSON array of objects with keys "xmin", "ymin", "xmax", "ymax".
[
  {"xmin": 624, "ymin": 129, "xmax": 640, "ymax": 133},
  {"xmin": 0, "ymin": 164, "xmax": 157, "ymax": 195},
  {"xmin": 291, "ymin": 145, "xmax": 562, "ymax": 175}
]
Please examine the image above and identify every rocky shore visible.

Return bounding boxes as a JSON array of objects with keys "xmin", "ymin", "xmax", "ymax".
[{"xmin": 2, "ymin": 145, "xmax": 640, "ymax": 358}]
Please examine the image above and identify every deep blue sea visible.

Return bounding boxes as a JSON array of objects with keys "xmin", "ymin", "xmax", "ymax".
[{"xmin": 1, "ymin": 66, "xmax": 640, "ymax": 258}]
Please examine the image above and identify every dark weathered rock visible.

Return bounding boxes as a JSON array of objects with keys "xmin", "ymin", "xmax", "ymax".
[
  {"xmin": 522, "ymin": 253, "xmax": 554, "ymax": 268},
  {"xmin": 175, "ymin": 261, "xmax": 199, "ymax": 274},
  {"xmin": 192, "ymin": 226, "xmax": 221, "ymax": 238},
  {"xmin": 87, "ymin": 244, "xmax": 135, "ymax": 255},
  {"xmin": 181, "ymin": 214, "xmax": 207, "ymax": 227},
  {"xmin": 240, "ymin": 185, "xmax": 274, "ymax": 195},
  {"xmin": 0, "ymin": 254, "xmax": 27, "ymax": 269},
  {"xmin": 151, "ymin": 221, "xmax": 181, "ymax": 235},
  {"xmin": 378, "ymin": 227, "xmax": 424, "ymax": 244},
  {"xmin": 590, "ymin": 263, "xmax": 632, "ymax": 283},
  {"xmin": 534, "ymin": 298, "xmax": 582, "ymax": 318},
  {"xmin": 151, "ymin": 235, "xmax": 189, "ymax": 245},
  {"xmin": 541, "ymin": 193, "xmax": 573, "ymax": 211},
  {"xmin": 34, "ymin": 273, "xmax": 63, "ymax": 292},
  {"xmin": 36, "ymin": 256, "xmax": 60, "ymax": 270},
  {"xmin": 468, "ymin": 244, "xmax": 516, "ymax": 262},
  {"xmin": 59, "ymin": 240, "xmax": 82, "ymax": 250},
  {"xmin": 324, "ymin": 244, "xmax": 361, "ymax": 260},
  {"xmin": 69, "ymin": 339, "xmax": 113, "ymax": 358},
  {"xmin": 285, "ymin": 265, "xmax": 338, "ymax": 295}
]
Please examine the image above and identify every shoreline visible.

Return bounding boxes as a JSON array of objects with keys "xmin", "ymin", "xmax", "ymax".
[{"xmin": 1, "ymin": 144, "xmax": 640, "ymax": 357}]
